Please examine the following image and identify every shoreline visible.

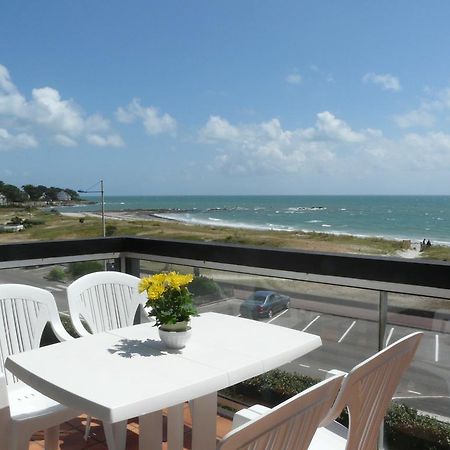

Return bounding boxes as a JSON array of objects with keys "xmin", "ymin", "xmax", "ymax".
[
  {"xmin": 2, "ymin": 205, "xmax": 448, "ymax": 260},
  {"xmin": 59, "ymin": 210, "xmax": 426, "ymax": 259}
]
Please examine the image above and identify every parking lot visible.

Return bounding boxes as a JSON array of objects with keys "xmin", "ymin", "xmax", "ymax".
[{"xmin": 199, "ymin": 297, "xmax": 450, "ymax": 418}]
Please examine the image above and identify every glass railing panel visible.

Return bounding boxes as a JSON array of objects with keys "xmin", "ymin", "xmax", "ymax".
[
  {"xmin": 385, "ymin": 292, "xmax": 450, "ymax": 449},
  {"xmin": 138, "ymin": 259, "xmax": 381, "ymax": 375}
]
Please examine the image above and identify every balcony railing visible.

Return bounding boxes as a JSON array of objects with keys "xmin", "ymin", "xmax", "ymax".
[{"xmin": 1, "ymin": 236, "xmax": 450, "ymax": 449}]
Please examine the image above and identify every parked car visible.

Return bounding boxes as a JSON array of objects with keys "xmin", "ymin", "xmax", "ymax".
[{"xmin": 239, "ymin": 290, "xmax": 290, "ymax": 319}]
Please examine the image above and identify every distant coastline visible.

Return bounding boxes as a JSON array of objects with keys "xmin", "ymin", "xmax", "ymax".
[
  {"xmin": 2, "ymin": 201, "xmax": 450, "ymax": 260},
  {"xmin": 56, "ymin": 194, "xmax": 450, "ymax": 247}
]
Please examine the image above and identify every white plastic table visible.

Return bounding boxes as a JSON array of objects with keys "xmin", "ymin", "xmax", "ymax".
[{"xmin": 5, "ymin": 312, "xmax": 321, "ymax": 450}]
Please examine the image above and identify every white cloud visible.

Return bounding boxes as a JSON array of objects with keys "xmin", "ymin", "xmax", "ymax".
[
  {"xmin": 199, "ymin": 112, "xmax": 367, "ymax": 174},
  {"xmin": 29, "ymin": 87, "xmax": 84, "ymax": 135},
  {"xmin": 393, "ymin": 109, "xmax": 435, "ymax": 128},
  {"xmin": 314, "ymin": 111, "xmax": 365, "ymax": 142},
  {"xmin": 363, "ymin": 72, "xmax": 401, "ymax": 92},
  {"xmin": 199, "ymin": 110, "xmax": 450, "ymax": 177},
  {"xmin": 0, "ymin": 65, "xmax": 27, "ymax": 117},
  {"xmin": 200, "ymin": 116, "xmax": 240, "ymax": 142},
  {"xmin": 0, "ymin": 128, "xmax": 37, "ymax": 150},
  {"xmin": 0, "ymin": 64, "xmax": 123, "ymax": 148},
  {"xmin": 116, "ymin": 99, "xmax": 177, "ymax": 135},
  {"xmin": 286, "ymin": 73, "xmax": 302, "ymax": 85},
  {"xmin": 86, "ymin": 134, "xmax": 124, "ymax": 147},
  {"xmin": 53, "ymin": 134, "xmax": 77, "ymax": 147}
]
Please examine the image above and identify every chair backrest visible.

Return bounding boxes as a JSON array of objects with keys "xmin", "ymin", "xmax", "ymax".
[
  {"xmin": 67, "ymin": 271, "xmax": 147, "ymax": 336},
  {"xmin": 321, "ymin": 332, "xmax": 423, "ymax": 450},
  {"xmin": 0, "ymin": 284, "xmax": 71, "ymax": 385},
  {"xmin": 218, "ymin": 374, "xmax": 344, "ymax": 450}
]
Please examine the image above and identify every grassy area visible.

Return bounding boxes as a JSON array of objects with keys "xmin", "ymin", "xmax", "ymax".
[
  {"xmin": 421, "ymin": 246, "xmax": 450, "ymax": 261},
  {"xmin": 0, "ymin": 206, "xmax": 447, "ymax": 260}
]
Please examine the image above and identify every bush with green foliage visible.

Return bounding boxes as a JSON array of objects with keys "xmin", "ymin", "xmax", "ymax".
[
  {"xmin": 189, "ymin": 276, "xmax": 225, "ymax": 304},
  {"xmin": 224, "ymin": 369, "xmax": 317, "ymax": 404},
  {"xmin": 67, "ymin": 261, "xmax": 103, "ymax": 279},
  {"xmin": 47, "ymin": 267, "xmax": 66, "ymax": 282},
  {"xmin": 105, "ymin": 224, "xmax": 117, "ymax": 236},
  {"xmin": 385, "ymin": 402, "xmax": 450, "ymax": 449}
]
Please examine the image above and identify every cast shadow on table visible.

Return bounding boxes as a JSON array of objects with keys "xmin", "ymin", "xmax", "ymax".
[{"xmin": 107, "ymin": 338, "xmax": 183, "ymax": 358}]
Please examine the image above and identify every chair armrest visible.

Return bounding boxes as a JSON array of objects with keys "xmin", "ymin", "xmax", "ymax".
[
  {"xmin": 325, "ymin": 369, "xmax": 347, "ymax": 379},
  {"xmin": 248, "ymin": 404, "xmax": 271, "ymax": 415},
  {"xmin": 232, "ymin": 408, "xmax": 263, "ymax": 430},
  {"xmin": 232, "ymin": 404, "xmax": 271, "ymax": 430},
  {"xmin": 49, "ymin": 312, "xmax": 78, "ymax": 341}
]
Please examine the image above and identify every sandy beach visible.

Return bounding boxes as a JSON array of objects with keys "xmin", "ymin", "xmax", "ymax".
[{"xmin": 58, "ymin": 210, "xmax": 423, "ymax": 259}]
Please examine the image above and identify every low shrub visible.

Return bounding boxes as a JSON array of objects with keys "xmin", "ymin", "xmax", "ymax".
[
  {"xmin": 47, "ymin": 267, "xmax": 66, "ymax": 282},
  {"xmin": 7, "ymin": 216, "xmax": 24, "ymax": 225},
  {"xmin": 66, "ymin": 261, "xmax": 103, "ymax": 279},
  {"xmin": 189, "ymin": 276, "xmax": 225, "ymax": 304},
  {"xmin": 385, "ymin": 402, "xmax": 450, "ymax": 449},
  {"xmin": 105, "ymin": 224, "xmax": 117, "ymax": 236},
  {"xmin": 224, "ymin": 369, "xmax": 317, "ymax": 404}
]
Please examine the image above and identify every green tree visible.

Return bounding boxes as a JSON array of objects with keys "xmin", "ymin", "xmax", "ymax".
[
  {"xmin": 22, "ymin": 184, "xmax": 47, "ymax": 201},
  {"xmin": 0, "ymin": 184, "xmax": 27, "ymax": 202},
  {"xmin": 45, "ymin": 186, "xmax": 62, "ymax": 201}
]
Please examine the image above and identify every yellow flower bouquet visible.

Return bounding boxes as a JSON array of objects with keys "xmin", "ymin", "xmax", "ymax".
[{"xmin": 138, "ymin": 271, "xmax": 197, "ymax": 331}]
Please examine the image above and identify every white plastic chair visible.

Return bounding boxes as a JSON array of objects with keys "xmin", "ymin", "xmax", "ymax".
[
  {"xmin": 233, "ymin": 332, "xmax": 423, "ymax": 450},
  {"xmin": 0, "ymin": 284, "xmax": 79, "ymax": 450},
  {"xmin": 218, "ymin": 374, "xmax": 344, "ymax": 450},
  {"xmin": 67, "ymin": 270, "xmax": 149, "ymax": 337},
  {"xmin": 66, "ymin": 270, "xmax": 150, "ymax": 444}
]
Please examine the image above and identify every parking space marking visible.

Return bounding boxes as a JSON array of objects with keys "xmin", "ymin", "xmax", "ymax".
[
  {"xmin": 408, "ymin": 390, "xmax": 422, "ymax": 395},
  {"xmin": 268, "ymin": 309, "xmax": 288, "ymax": 324},
  {"xmin": 318, "ymin": 368, "xmax": 329, "ymax": 373},
  {"xmin": 46, "ymin": 286, "xmax": 63, "ymax": 292},
  {"xmin": 299, "ymin": 364, "xmax": 310, "ymax": 368},
  {"xmin": 385, "ymin": 327, "xmax": 395, "ymax": 346},
  {"xmin": 302, "ymin": 315, "xmax": 320, "ymax": 332},
  {"xmin": 56, "ymin": 284, "xmax": 67, "ymax": 289},
  {"xmin": 338, "ymin": 320, "xmax": 356, "ymax": 343},
  {"xmin": 435, "ymin": 334, "xmax": 439, "ymax": 362}
]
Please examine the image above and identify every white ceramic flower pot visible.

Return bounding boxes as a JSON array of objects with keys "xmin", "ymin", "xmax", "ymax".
[{"xmin": 158, "ymin": 326, "xmax": 192, "ymax": 349}]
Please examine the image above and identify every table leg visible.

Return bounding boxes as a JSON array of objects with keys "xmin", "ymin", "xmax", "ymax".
[
  {"xmin": 167, "ymin": 404, "xmax": 184, "ymax": 450},
  {"xmin": 104, "ymin": 421, "xmax": 127, "ymax": 450},
  {"xmin": 139, "ymin": 411, "xmax": 163, "ymax": 450},
  {"xmin": 191, "ymin": 392, "xmax": 217, "ymax": 450}
]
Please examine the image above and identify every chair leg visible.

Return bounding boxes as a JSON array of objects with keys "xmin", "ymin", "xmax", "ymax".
[
  {"xmin": 104, "ymin": 421, "xmax": 127, "ymax": 450},
  {"xmin": 44, "ymin": 425, "xmax": 60, "ymax": 450},
  {"xmin": 10, "ymin": 432, "xmax": 31, "ymax": 450},
  {"xmin": 84, "ymin": 415, "xmax": 92, "ymax": 440}
]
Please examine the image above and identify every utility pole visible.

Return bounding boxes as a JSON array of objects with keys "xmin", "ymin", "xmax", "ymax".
[{"xmin": 78, "ymin": 180, "xmax": 105, "ymax": 237}]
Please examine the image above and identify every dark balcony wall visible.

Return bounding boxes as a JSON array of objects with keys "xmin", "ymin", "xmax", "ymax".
[{"xmin": 1, "ymin": 236, "xmax": 449, "ymax": 291}]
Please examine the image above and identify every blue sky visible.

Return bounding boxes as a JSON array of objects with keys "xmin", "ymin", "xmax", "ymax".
[{"xmin": 1, "ymin": 1, "xmax": 450, "ymax": 195}]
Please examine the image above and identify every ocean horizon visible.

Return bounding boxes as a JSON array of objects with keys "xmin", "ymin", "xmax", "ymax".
[{"xmin": 57, "ymin": 195, "xmax": 450, "ymax": 246}]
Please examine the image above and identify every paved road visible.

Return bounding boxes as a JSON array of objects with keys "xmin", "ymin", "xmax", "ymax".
[
  {"xmin": 1, "ymin": 267, "xmax": 449, "ymax": 418},
  {"xmin": 0, "ymin": 267, "xmax": 70, "ymax": 311}
]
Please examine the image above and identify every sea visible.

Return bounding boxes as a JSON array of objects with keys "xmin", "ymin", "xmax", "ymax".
[{"xmin": 57, "ymin": 195, "xmax": 450, "ymax": 246}]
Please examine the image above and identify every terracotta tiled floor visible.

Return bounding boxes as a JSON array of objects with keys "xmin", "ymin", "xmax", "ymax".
[{"xmin": 28, "ymin": 404, "xmax": 232, "ymax": 450}]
